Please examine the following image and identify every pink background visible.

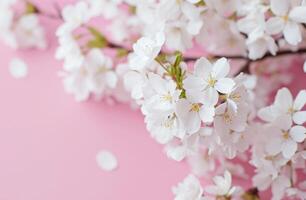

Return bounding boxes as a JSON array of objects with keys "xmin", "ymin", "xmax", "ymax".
[{"xmin": 0, "ymin": 1, "xmax": 305, "ymax": 199}]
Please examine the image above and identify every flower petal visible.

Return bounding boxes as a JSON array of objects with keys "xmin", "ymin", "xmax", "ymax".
[
  {"xmin": 283, "ymin": 22, "xmax": 302, "ymax": 46},
  {"xmin": 212, "ymin": 57, "xmax": 230, "ymax": 79},
  {"xmin": 203, "ymin": 87, "xmax": 219, "ymax": 105},
  {"xmin": 199, "ymin": 105, "xmax": 215, "ymax": 123},
  {"xmin": 194, "ymin": 57, "xmax": 213, "ymax": 78},
  {"xmin": 274, "ymin": 87, "xmax": 293, "ymax": 113},
  {"xmin": 282, "ymin": 139, "xmax": 297, "ymax": 159},
  {"xmin": 289, "ymin": 6, "xmax": 306, "ymax": 23},
  {"xmin": 293, "ymin": 111, "xmax": 306, "ymax": 125},
  {"xmin": 266, "ymin": 17, "xmax": 285, "ymax": 35},
  {"xmin": 270, "ymin": 0, "xmax": 290, "ymax": 16},
  {"xmin": 293, "ymin": 90, "xmax": 306, "ymax": 111},
  {"xmin": 215, "ymin": 78, "xmax": 235, "ymax": 94},
  {"xmin": 289, "ymin": 126, "xmax": 306, "ymax": 143}
]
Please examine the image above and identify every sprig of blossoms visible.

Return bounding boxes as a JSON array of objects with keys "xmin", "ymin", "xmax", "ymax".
[{"xmin": 0, "ymin": 0, "xmax": 46, "ymax": 49}]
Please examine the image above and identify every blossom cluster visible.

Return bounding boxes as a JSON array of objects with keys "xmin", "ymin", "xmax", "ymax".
[{"xmin": 0, "ymin": 0, "xmax": 306, "ymax": 199}]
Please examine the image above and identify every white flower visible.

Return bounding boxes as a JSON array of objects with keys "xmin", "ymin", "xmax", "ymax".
[
  {"xmin": 55, "ymin": 34, "xmax": 84, "ymax": 71},
  {"xmin": 265, "ymin": 115, "xmax": 306, "ymax": 159},
  {"xmin": 142, "ymin": 73, "xmax": 180, "ymax": 114},
  {"xmin": 62, "ymin": 49, "xmax": 117, "ymax": 101},
  {"xmin": 176, "ymin": 99, "xmax": 215, "ymax": 134},
  {"xmin": 145, "ymin": 112, "xmax": 185, "ymax": 144},
  {"xmin": 237, "ymin": 11, "xmax": 278, "ymax": 59},
  {"xmin": 173, "ymin": 174, "xmax": 204, "ymax": 200},
  {"xmin": 128, "ymin": 32, "xmax": 165, "ymax": 71},
  {"xmin": 61, "ymin": 1, "xmax": 91, "ymax": 29},
  {"xmin": 123, "ymin": 71, "xmax": 147, "ymax": 100},
  {"xmin": 184, "ymin": 57, "xmax": 235, "ymax": 106},
  {"xmin": 13, "ymin": 14, "xmax": 46, "ymax": 49},
  {"xmin": 304, "ymin": 60, "xmax": 306, "ymax": 73},
  {"xmin": 204, "ymin": 170, "xmax": 236, "ymax": 197},
  {"xmin": 258, "ymin": 87, "xmax": 306, "ymax": 125},
  {"xmin": 266, "ymin": 0, "xmax": 306, "ymax": 46}
]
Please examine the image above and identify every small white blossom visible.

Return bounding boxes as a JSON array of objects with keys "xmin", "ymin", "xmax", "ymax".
[
  {"xmin": 204, "ymin": 170, "xmax": 236, "ymax": 197},
  {"xmin": 173, "ymin": 174, "xmax": 204, "ymax": 200},
  {"xmin": 184, "ymin": 57, "xmax": 235, "ymax": 106}
]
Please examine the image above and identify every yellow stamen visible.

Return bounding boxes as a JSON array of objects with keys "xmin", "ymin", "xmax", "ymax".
[{"xmin": 190, "ymin": 103, "xmax": 200, "ymax": 112}]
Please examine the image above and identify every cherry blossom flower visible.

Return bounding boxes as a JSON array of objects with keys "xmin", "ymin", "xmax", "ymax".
[
  {"xmin": 265, "ymin": 115, "xmax": 306, "ymax": 159},
  {"xmin": 173, "ymin": 174, "xmax": 205, "ymax": 200},
  {"xmin": 258, "ymin": 87, "xmax": 306, "ymax": 125},
  {"xmin": 204, "ymin": 170, "xmax": 237, "ymax": 197},
  {"xmin": 184, "ymin": 57, "xmax": 235, "ymax": 106},
  {"xmin": 266, "ymin": 0, "xmax": 306, "ymax": 46}
]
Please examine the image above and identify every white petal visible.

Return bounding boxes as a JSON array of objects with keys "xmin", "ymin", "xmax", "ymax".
[
  {"xmin": 9, "ymin": 58, "xmax": 28, "ymax": 79},
  {"xmin": 282, "ymin": 140, "xmax": 297, "ymax": 159},
  {"xmin": 96, "ymin": 150, "xmax": 118, "ymax": 171},
  {"xmin": 289, "ymin": 126, "xmax": 306, "ymax": 143},
  {"xmin": 105, "ymin": 71, "xmax": 117, "ymax": 88},
  {"xmin": 270, "ymin": 0, "xmax": 290, "ymax": 16},
  {"xmin": 293, "ymin": 111, "xmax": 306, "ymax": 125},
  {"xmin": 283, "ymin": 22, "xmax": 302, "ymax": 46},
  {"xmin": 199, "ymin": 105, "xmax": 215, "ymax": 123},
  {"xmin": 212, "ymin": 57, "xmax": 230, "ymax": 79},
  {"xmin": 194, "ymin": 57, "xmax": 213, "ymax": 78},
  {"xmin": 148, "ymin": 73, "xmax": 167, "ymax": 94},
  {"xmin": 265, "ymin": 137, "xmax": 282, "ymax": 156},
  {"xmin": 293, "ymin": 90, "xmax": 306, "ymax": 111},
  {"xmin": 274, "ymin": 115, "xmax": 292, "ymax": 131},
  {"xmin": 215, "ymin": 78, "xmax": 235, "ymax": 94},
  {"xmin": 258, "ymin": 106, "xmax": 277, "ymax": 122},
  {"xmin": 289, "ymin": 6, "xmax": 306, "ymax": 24},
  {"xmin": 266, "ymin": 17, "xmax": 285, "ymax": 35},
  {"xmin": 274, "ymin": 87, "xmax": 293, "ymax": 113},
  {"xmin": 202, "ymin": 87, "xmax": 219, "ymax": 105},
  {"xmin": 304, "ymin": 61, "xmax": 306, "ymax": 73}
]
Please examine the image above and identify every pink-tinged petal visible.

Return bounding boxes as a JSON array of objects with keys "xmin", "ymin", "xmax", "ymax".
[
  {"xmin": 293, "ymin": 90, "xmax": 306, "ymax": 111},
  {"xmin": 258, "ymin": 106, "xmax": 277, "ymax": 122},
  {"xmin": 274, "ymin": 87, "xmax": 293, "ymax": 113},
  {"xmin": 203, "ymin": 87, "xmax": 219, "ymax": 106},
  {"xmin": 194, "ymin": 57, "xmax": 213, "ymax": 78},
  {"xmin": 289, "ymin": 126, "xmax": 306, "ymax": 143},
  {"xmin": 289, "ymin": 6, "xmax": 306, "ymax": 23},
  {"xmin": 265, "ymin": 137, "xmax": 282, "ymax": 156},
  {"xmin": 283, "ymin": 22, "xmax": 302, "ymax": 46},
  {"xmin": 293, "ymin": 111, "xmax": 306, "ymax": 125},
  {"xmin": 199, "ymin": 105, "xmax": 215, "ymax": 123},
  {"xmin": 215, "ymin": 78, "xmax": 235, "ymax": 94},
  {"xmin": 212, "ymin": 57, "xmax": 230, "ymax": 79},
  {"xmin": 282, "ymin": 140, "xmax": 297, "ymax": 159},
  {"xmin": 270, "ymin": 0, "xmax": 290, "ymax": 16},
  {"xmin": 274, "ymin": 115, "xmax": 292, "ymax": 131}
]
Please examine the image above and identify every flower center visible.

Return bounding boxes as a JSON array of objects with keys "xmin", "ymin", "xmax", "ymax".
[
  {"xmin": 230, "ymin": 93, "xmax": 241, "ymax": 101},
  {"xmin": 223, "ymin": 112, "xmax": 232, "ymax": 123},
  {"xmin": 208, "ymin": 75, "xmax": 217, "ymax": 87},
  {"xmin": 282, "ymin": 15, "xmax": 289, "ymax": 22},
  {"xmin": 190, "ymin": 103, "xmax": 200, "ymax": 112},
  {"xmin": 282, "ymin": 131, "xmax": 290, "ymax": 140},
  {"xmin": 287, "ymin": 107, "xmax": 295, "ymax": 114},
  {"xmin": 162, "ymin": 93, "xmax": 172, "ymax": 102}
]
